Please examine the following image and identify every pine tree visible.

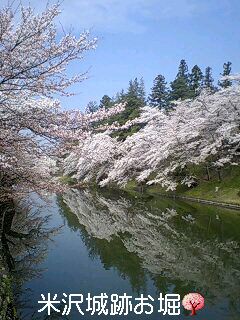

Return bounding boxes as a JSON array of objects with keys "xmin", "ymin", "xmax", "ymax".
[
  {"xmin": 108, "ymin": 79, "xmax": 144, "ymax": 139},
  {"xmin": 127, "ymin": 79, "xmax": 137, "ymax": 99},
  {"xmin": 190, "ymin": 65, "xmax": 203, "ymax": 97},
  {"xmin": 177, "ymin": 59, "xmax": 189, "ymax": 79},
  {"xmin": 139, "ymin": 77, "xmax": 146, "ymax": 105},
  {"xmin": 99, "ymin": 95, "xmax": 112, "ymax": 109},
  {"xmin": 126, "ymin": 77, "xmax": 145, "ymax": 107},
  {"xmin": 218, "ymin": 61, "xmax": 232, "ymax": 88},
  {"xmin": 169, "ymin": 59, "xmax": 192, "ymax": 101},
  {"xmin": 148, "ymin": 74, "xmax": 169, "ymax": 109},
  {"xmin": 85, "ymin": 101, "xmax": 98, "ymax": 113},
  {"xmin": 203, "ymin": 67, "xmax": 215, "ymax": 92},
  {"xmin": 114, "ymin": 89, "xmax": 126, "ymax": 103}
]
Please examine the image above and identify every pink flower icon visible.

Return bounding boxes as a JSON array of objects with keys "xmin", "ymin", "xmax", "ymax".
[{"xmin": 182, "ymin": 293, "xmax": 204, "ymax": 316}]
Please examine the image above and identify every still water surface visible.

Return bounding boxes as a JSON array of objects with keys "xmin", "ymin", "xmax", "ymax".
[{"xmin": 15, "ymin": 189, "xmax": 240, "ymax": 319}]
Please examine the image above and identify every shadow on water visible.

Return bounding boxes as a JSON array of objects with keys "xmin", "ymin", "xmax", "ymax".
[
  {"xmin": 10, "ymin": 189, "xmax": 240, "ymax": 319},
  {"xmin": 0, "ymin": 197, "xmax": 61, "ymax": 320}
]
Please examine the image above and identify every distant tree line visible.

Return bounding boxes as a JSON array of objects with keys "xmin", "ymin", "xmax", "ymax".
[
  {"xmin": 85, "ymin": 60, "xmax": 233, "ymax": 140},
  {"xmin": 86, "ymin": 60, "xmax": 232, "ymax": 113}
]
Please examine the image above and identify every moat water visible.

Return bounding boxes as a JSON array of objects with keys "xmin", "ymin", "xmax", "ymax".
[{"xmin": 13, "ymin": 189, "xmax": 240, "ymax": 319}]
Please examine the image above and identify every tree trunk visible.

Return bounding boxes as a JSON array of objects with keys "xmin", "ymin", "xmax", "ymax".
[
  {"xmin": 190, "ymin": 307, "xmax": 197, "ymax": 316},
  {"xmin": 205, "ymin": 165, "xmax": 211, "ymax": 181}
]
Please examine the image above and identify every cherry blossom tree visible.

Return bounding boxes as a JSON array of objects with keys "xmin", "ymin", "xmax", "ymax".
[
  {"xmin": 63, "ymin": 132, "xmax": 121, "ymax": 184},
  {"xmin": 64, "ymin": 76, "xmax": 240, "ymax": 190},
  {"xmin": 0, "ymin": 2, "xmax": 124, "ymax": 200}
]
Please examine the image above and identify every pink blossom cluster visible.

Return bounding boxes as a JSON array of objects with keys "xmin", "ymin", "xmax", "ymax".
[
  {"xmin": 0, "ymin": 3, "xmax": 124, "ymax": 200},
  {"xmin": 64, "ymin": 78, "xmax": 240, "ymax": 190}
]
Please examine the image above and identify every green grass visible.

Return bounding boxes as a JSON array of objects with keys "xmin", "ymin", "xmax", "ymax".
[
  {"xmin": 60, "ymin": 166, "xmax": 240, "ymax": 205},
  {"xmin": 184, "ymin": 166, "xmax": 240, "ymax": 205},
  {"xmin": 59, "ymin": 175, "xmax": 77, "ymax": 186},
  {"xmin": 122, "ymin": 166, "xmax": 240, "ymax": 206}
]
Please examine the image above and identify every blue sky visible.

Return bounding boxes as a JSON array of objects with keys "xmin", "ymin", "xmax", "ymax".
[{"xmin": 2, "ymin": 0, "xmax": 240, "ymax": 110}]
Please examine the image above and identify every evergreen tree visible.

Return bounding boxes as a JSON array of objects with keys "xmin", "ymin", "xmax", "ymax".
[
  {"xmin": 107, "ymin": 79, "xmax": 145, "ymax": 140},
  {"xmin": 99, "ymin": 95, "xmax": 112, "ymax": 109},
  {"xmin": 148, "ymin": 74, "xmax": 169, "ymax": 109},
  {"xmin": 85, "ymin": 101, "xmax": 98, "ymax": 113},
  {"xmin": 114, "ymin": 89, "xmax": 126, "ymax": 103},
  {"xmin": 218, "ymin": 61, "xmax": 232, "ymax": 88},
  {"xmin": 126, "ymin": 77, "xmax": 145, "ymax": 107},
  {"xmin": 127, "ymin": 78, "xmax": 138, "ymax": 100},
  {"xmin": 169, "ymin": 59, "xmax": 192, "ymax": 101},
  {"xmin": 177, "ymin": 59, "xmax": 189, "ymax": 79},
  {"xmin": 190, "ymin": 65, "xmax": 203, "ymax": 97},
  {"xmin": 139, "ymin": 77, "xmax": 146, "ymax": 105},
  {"xmin": 203, "ymin": 67, "xmax": 215, "ymax": 92},
  {"xmin": 110, "ymin": 77, "xmax": 145, "ymax": 128}
]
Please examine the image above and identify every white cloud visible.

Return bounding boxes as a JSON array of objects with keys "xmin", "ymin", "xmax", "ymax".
[
  {"xmin": 58, "ymin": 0, "xmax": 202, "ymax": 33},
  {"xmin": 0, "ymin": 0, "xmax": 229, "ymax": 34}
]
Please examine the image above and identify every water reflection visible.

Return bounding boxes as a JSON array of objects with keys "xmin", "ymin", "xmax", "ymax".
[
  {"xmin": 10, "ymin": 189, "xmax": 240, "ymax": 319},
  {"xmin": 5, "ymin": 197, "xmax": 61, "ymax": 318},
  {"xmin": 60, "ymin": 188, "xmax": 240, "ymax": 315}
]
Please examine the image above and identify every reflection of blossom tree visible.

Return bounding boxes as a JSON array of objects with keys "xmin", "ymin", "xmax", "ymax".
[
  {"xmin": 0, "ymin": 197, "xmax": 61, "ymax": 318},
  {"xmin": 61, "ymin": 189, "xmax": 240, "ymax": 314},
  {"xmin": 58, "ymin": 195, "xmax": 147, "ymax": 294}
]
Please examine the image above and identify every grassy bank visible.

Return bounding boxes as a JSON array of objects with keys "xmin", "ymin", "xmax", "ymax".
[
  {"xmin": 183, "ymin": 169, "xmax": 240, "ymax": 205},
  {"xmin": 124, "ymin": 166, "xmax": 240, "ymax": 206},
  {"xmin": 60, "ymin": 166, "xmax": 240, "ymax": 206}
]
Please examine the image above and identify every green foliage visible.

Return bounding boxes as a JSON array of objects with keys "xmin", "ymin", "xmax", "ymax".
[
  {"xmin": 177, "ymin": 59, "xmax": 189, "ymax": 79},
  {"xmin": 189, "ymin": 65, "xmax": 203, "ymax": 97},
  {"xmin": 0, "ymin": 272, "xmax": 18, "ymax": 320},
  {"xmin": 218, "ymin": 61, "xmax": 232, "ymax": 88},
  {"xmin": 203, "ymin": 66, "xmax": 216, "ymax": 92},
  {"xmin": 169, "ymin": 59, "xmax": 192, "ymax": 101},
  {"xmin": 111, "ymin": 124, "xmax": 142, "ymax": 140},
  {"xmin": 184, "ymin": 166, "xmax": 240, "ymax": 205},
  {"xmin": 85, "ymin": 59, "xmax": 231, "ymax": 114},
  {"xmin": 148, "ymin": 74, "xmax": 169, "ymax": 109},
  {"xmin": 59, "ymin": 175, "xmax": 77, "ymax": 185},
  {"xmin": 85, "ymin": 60, "xmax": 231, "ymax": 140},
  {"xmin": 170, "ymin": 77, "xmax": 191, "ymax": 100},
  {"xmin": 100, "ymin": 77, "xmax": 146, "ymax": 140},
  {"xmin": 126, "ymin": 77, "xmax": 146, "ymax": 107},
  {"xmin": 138, "ymin": 77, "xmax": 146, "ymax": 105},
  {"xmin": 123, "ymin": 166, "xmax": 240, "ymax": 206},
  {"xmin": 114, "ymin": 89, "xmax": 126, "ymax": 103},
  {"xmin": 99, "ymin": 95, "xmax": 112, "ymax": 109},
  {"xmin": 85, "ymin": 100, "xmax": 98, "ymax": 113}
]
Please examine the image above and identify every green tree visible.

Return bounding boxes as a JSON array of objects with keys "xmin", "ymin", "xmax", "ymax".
[
  {"xmin": 170, "ymin": 59, "xmax": 192, "ymax": 101},
  {"xmin": 127, "ymin": 79, "xmax": 138, "ymax": 99},
  {"xmin": 99, "ymin": 95, "xmax": 112, "ymax": 109},
  {"xmin": 190, "ymin": 65, "xmax": 203, "ymax": 97},
  {"xmin": 126, "ymin": 77, "xmax": 145, "ymax": 107},
  {"xmin": 218, "ymin": 62, "xmax": 232, "ymax": 88},
  {"xmin": 177, "ymin": 59, "xmax": 189, "ymax": 79},
  {"xmin": 107, "ymin": 78, "xmax": 145, "ymax": 140},
  {"xmin": 99, "ymin": 78, "xmax": 146, "ymax": 140},
  {"xmin": 148, "ymin": 74, "xmax": 169, "ymax": 109},
  {"xmin": 203, "ymin": 67, "xmax": 216, "ymax": 92},
  {"xmin": 139, "ymin": 77, "xmax": 146, "ymax": 105},
  {"xmin": 85, "ymin": 101, "xmax": 98, "ymax": 113},
  {"xmin": 114, "ymin": 89, "xmax": 126, "ymax": 103}
]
